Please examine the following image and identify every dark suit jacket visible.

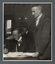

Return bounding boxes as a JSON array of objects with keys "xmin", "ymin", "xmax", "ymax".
[
  {"xmin": 6, "ymin": 37, "xmax": 28, "ymax": 52},
  {"xmin": 28, "ymin": 14, "xmax": 51, "ymax": 60}
]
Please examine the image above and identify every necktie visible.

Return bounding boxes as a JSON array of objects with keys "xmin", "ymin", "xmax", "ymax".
[
  {"xmin": 36, "ymin": 18, "xmax": 40, "ymax": 26},
  {"xmin": 36, "ymin": 13, "xmax": 42, "ymax": 26}
]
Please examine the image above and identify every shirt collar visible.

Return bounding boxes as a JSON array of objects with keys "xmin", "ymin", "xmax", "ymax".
[
  {"xmin": 17, "ymin": 36, "xmax": 22, "ymax": 42},
  {"xmin": 37, "ymin": 13, "xmax": 43, "ymax": 20}
]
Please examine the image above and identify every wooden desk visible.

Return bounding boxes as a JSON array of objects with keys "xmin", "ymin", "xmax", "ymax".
[{"xmin": 3, "ymin": 52, "xmax": 38, "ymax": 60}]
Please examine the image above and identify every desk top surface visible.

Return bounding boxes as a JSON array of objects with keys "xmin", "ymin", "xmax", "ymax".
[
  {"xmin": 3, "ymin": 52, "xmax": 38, "ymax": 60},
  {"xmin": 3, "ymin": 52, "xmax": 35, "ymax": 58}
]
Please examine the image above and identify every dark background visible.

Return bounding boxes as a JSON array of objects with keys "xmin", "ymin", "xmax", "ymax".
[{"xmin": 4, "ymin": 4, "xmax": 51, "ymax": 30}]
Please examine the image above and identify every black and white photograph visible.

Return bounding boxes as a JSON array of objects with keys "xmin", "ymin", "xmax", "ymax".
[{"xmin": 3, "ymin": 2, "xmax": 52, "ymax": 61}]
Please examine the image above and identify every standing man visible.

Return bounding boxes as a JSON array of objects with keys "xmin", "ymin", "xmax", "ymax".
[{"xmin": 31, "ymin": 5, "xmax": 51, "ymax": 60}]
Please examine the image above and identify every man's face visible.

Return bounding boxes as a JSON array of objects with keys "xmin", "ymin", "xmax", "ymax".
[
  {"xmin": 13, "ymin": 30, "xmax": 20, "ymax": 40},
  {"xmin": 31, "ymin": 6, "xmax": 41, "ymax": 18}
]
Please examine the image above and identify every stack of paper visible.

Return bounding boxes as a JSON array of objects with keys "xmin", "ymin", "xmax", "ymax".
[{"xmin": 3, "ymin": 52, "xmax": 35, "ymax": 58}]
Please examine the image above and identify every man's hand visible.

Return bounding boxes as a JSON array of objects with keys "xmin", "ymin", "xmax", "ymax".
[
  {"xmin": 4, "ymin": 48, "xmax": 8, "ymax": 54},
  {"xmin": 32, "ymin": 52, "xmax": 39, "ymax": 57}
]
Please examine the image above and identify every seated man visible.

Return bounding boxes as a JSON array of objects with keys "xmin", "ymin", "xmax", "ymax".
[{"xmin": 5, "ymin": 28, "xmax": 28, "ymax": 52}]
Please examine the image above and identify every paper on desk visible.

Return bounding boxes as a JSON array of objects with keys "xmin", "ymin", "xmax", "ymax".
[
  {"xmin": 5, "ymin": 52, "xmax": 23, "ymax": 57},
  {"xmin": 22, "ymin": 52, "xmax": 34, "ymax": 56},
  {"xmin": 3, "ymin": 54, "xmax": 8, "ymax": 57},
  {"xmin": 3, "ymin": 52, "xmax": 35, "ymax": 58}
]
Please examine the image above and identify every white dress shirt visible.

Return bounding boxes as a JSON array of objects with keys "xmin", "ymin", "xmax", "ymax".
[
  {"xmin": 16, "ymin": 36, "xmax": 22, "ymax": 52},
  {"xmin": 36, "ymin": 13, "xmax": 42, "ymax": 26}
]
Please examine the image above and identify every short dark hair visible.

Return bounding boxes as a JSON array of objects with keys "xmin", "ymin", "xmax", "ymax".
[
  {"xmin": 31, "ymin": 4, "xmax": 43, "ymax": 8},
  {"xmin": 31, "ymin": 4, "xmax": 43, "ymax": 12},
  {"xmin": 13, "ymin": 28, "xmax": 21, "ymax": 34}
]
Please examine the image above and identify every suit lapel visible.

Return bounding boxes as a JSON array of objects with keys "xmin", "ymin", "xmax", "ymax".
[{"xmin": 35, "ymin": 14, "xmax": 44, "ymax": 31}]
